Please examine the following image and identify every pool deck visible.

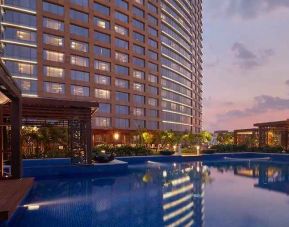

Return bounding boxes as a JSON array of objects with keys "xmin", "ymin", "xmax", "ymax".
[{"xmin": 0, "ymin": 178, "xmax": 34, "ymax": 221}]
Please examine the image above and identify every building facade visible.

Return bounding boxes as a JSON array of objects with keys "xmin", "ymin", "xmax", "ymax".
[{"xmin": 0, "ymin": 0, "xmax": 203, "ymax": 143}]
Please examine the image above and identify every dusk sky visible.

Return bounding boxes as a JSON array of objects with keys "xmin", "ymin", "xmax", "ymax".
[{"xmin": 202, "ymin": 0, "xmax": 289, "ymax": 131}]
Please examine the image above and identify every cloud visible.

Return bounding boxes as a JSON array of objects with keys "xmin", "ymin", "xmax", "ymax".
[
  {"xmin": 226, "ymin": 0, "xmax": 289, "ymax": 19},
  {"xmin": 217, "ymin": 95, "xmax": 289, "ymax": 121},
  {"xmin": 286, "ymin": 80, "xmax": 289, "ymax": 86},
  {"xmin": 231, "ymin": 42, "xmax": 274, "ymax": 69}
]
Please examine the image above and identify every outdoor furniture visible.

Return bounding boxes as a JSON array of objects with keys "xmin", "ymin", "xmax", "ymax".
[{"xmin": 93, "ymin": 152, "xmax": 115, "ymax": 163}]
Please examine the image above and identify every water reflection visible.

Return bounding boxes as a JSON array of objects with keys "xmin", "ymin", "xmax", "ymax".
[{"xmin": 11, "ymin": 161, "xmax": 289, "ymax": 227}]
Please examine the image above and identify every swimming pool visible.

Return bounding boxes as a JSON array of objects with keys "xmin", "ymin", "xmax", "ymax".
[{"xmin": 8, "ymin": 159, "xmax": 289, "ymax": 227}]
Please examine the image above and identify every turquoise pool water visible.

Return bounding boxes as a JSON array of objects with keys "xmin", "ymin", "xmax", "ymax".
[{"xmin": 9, "ymin": 161, "xmax": 289, "ymax": 227}]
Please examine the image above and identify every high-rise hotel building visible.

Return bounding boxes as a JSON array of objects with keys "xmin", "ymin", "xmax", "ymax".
[{"xmin": 0, "ymin": 0, "xmax": 202, "ymax": 142}]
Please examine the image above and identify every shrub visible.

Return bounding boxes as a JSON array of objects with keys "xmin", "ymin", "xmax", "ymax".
[
  {"xmin": 92, "ymin": 145, "xmax": 153, "ymax": 157},
  {"xmin": 160, "ymin": 150, "xmax": 174, "ymax": 155},
  {"xmin": 182, "ymin": 147, "xmax": 198, "ymax": 154}
]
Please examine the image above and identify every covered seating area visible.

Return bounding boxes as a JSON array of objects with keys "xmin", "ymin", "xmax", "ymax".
[{"xmin": 254, "ymin": 120, "xmax": 289, "ymax": 151}]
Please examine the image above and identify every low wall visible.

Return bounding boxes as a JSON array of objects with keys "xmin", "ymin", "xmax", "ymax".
[{"xmin": 22, "ymin": 158, "xmax": 128, "ymax": 178}]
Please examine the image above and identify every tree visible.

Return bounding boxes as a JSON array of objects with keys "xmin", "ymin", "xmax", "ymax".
[
  {"xmin": 200, "ymin": 131, "xmax": 212, "ymax": 144},
  {"xmin": 142, "ymin": 131, "xmax": 154, "ymax": 145}
]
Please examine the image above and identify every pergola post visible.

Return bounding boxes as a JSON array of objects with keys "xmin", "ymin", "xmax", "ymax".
[
  {"xmin": 11, "ymin": 98, "xmax": 22, "ymax": 179},
  {"xmin": 86, "ymin": 119, "xmax": 92, "ymax": 164}
]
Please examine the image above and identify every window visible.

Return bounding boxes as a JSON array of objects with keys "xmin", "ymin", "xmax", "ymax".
[
  {"xmin": 148, "ymin": 38, "xmax": 157, "ymax": 48},
  {"xmin": 116, "ymin": 105, "xmax": 129, "ymax": 115},
  {"xmin": 133, "ymin": 32, "xmax": 145, "ymax": 42},
  {"xmin": 148, "ymin": 27, "xmax": 157, "ymax": 36},
  {"xmin": 94, "ymin": 46, "xmax": 111, "ymax": 58},
  {"xmin": 115, "ymin": 118, "xmax": 129, "ymax": 128},
  {"xmin": 133, "ymin": 82, "xmax": 144, "ymax": 92},
  {"xmin": 148, "ymin": 62, "xmax": 158, "ymax": 72},
  {"xmin": 44, "ymin": 66, "xmax": 64, "ymax": 78},
  {"xmin": 115, "ymin": 11, "xmax": 128, "ymax": 23},
  {"xmin": 43, "ymin": 34, "xmax": 63, "ymax": 46},
  {"xmin": 4, "ymin": 27, "xmax": 36, "ymax": 43},
  {"xmin": 115, "ymin": 65, "xmax": 129, "ymax": 75},
  {"xmin": 3, "ymin": 10, "xmax": 36, "ymax": 27},
  {"xmin": 148, "ymin": 85, "xmax": 158, "ymax": 95},
  {"xmin": 95, "ymin": 60, "xmax": 110, "ymax": 71},
  {"xmin": 133, "ymin": 120, "xmax": 145, "ymax": 129},
  {"xmin": 71, "ymin": 0, "xmax": 88, "ymax": 7},
  {"xmin": 95, "ymin": 74, "xmax": 110, "ymax": 85},
  {"xmin": 70, "ymin": 9, "xmax": 88, "ymax": 22},
  {"xmin": 95, "ymin": 32, "xmax": 110, "ymax": 43},
  {"xmin": 43, "ymin": 2, "xmax": 64, "ymax": 15},
  {"xmin": 133, "ymin": 57, "xmax": 145, "ymax": 68},
  {"xmin": 147, "ymin": 121, "xmax": 158, "ymax": 130},
  {"xmin": 116, "ymin": 92, "xmax": 129, "ymax": 102},
  {"xmin": 148, "ymin": 109, "xmax": 158, "ymax": 117},
  {"xmin": 115, "ymin": 0, "xmax": 128, "ymax": 9},
  {"xmin": 71, "ymin": 55, "xmax": 89, "ymax": 67},
  {"xmin": 71, "ymin": 85, "xmax": 89, "ymax": 96},
  {"xmin": 98, "ymin": 103, "xmax": 111, "ymax": 113},
  {"xmin": 94, "ymin": 17, "xmax": 110, "ymax": 29},
  {"xmin": 134, "ymin": 95, "xmax": 145, "ymax": 105},
  {"xmin": 148, "ymin": 3, "xmax": 157, "ymax": 13},
  {"xmin": 43, "ymin": 18, "xmax": 64, "ymax": 31},
  {"xmin": 115, "ymin": 52, "xmax": 128, "ymax": 63},
  {"xmin": 133, "ymin": 19, "xmax": 144, "ymax": 30},
  {"xmin": 43, "ymin": 50, "xmax": 64, "ymax": 62},
  {"xmin": 70, "ymin": 25, "xmax": 88, "ymax": 37},
  {"xmin": 71, "ymin": 40, "xmax": 88, "ymax": 52},
  {"xmin": 3, "ymin": 0, "xmax": 36, "ymax": 10},
  {"xmin": 148, "ymin": 50, "xmax": 158, "ymax": 60},
  {"xmin": 115, "ymin": 38, "xmax": 128, "ymax": 49},
  {"xmin": 133, "ymin": 44, "xmax": 145, "ymax": 55},
  {"xmin": 148, "ymin": 15, "xmax": 157, "ymax": 25},
  {"xmin": 133, "ymin": 6, "xmax": 144, "ymax": 18},
  {"xmin": 94, "ymin": 3, "xmax": 110, "ymax": 15},
  {"xmin": 133, "ymin": 70, "xmax": 145, "ymax": 80},
  {"xmin": 148, "ymin": 97, "xmax": 157, "ymax": 106},
  {"xmin": 4, "ymin": 44, "xmax": 37, "ymax": 61},
  {"xmin": 148, "ymin": 74, "xmax": 157, "ymax": 83},
  {"xmin": 5, "ymin": 61, "xmax": 37, "ymax": 78},
  {"xmin": 133, "ymin": 107, "xmax": 144, "ymax": 116},
  {"xmin": 115, "ymin": 78, "xmax": 129, "ymax": 88},
  {"xmin": 15, "ymin": 78, "xmax": 37, "ymax": 95},
  {"xmin": 114, "ymin": 25, "xmax": 128, "ymax": 36},
  {"xmin": 94, "ymin": 117, "xmax": 111, "ymax": 127},
  {"xmin": 71, "ymin": 70, "xmax": 89, "ymax": 82},
  {"xmin": 44, "ymin": 82, "xmax": 65, "ymax": 94},
  {"xmin": 95, "ymin": 89, "xmax": 110, "ymax": 99}
]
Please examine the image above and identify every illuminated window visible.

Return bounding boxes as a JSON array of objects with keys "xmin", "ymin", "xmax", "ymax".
[
  {"xmin": 94, "ymin": 17, "xmax": 110, "ymax": 29},
  {"xmin": 148, "ymin": 97, "xmax": 157, "ymax": 106},
  {"xmin": 133, "ymin": 107, "xmax": 144, "ymax": 116},
  {"xmin": 43, "ymin": 34, "xmax": 63, "ymax": 46},
  {"xmin": 71, "ymin": 40, "xmax": 88, "ymax": 52},
  {"xmin": 115, "ymin": 52, "xmax": 128, "ymax": 63},
  {"xmin": 43, "ymin": 18, "xmax": 64, "ymax": 31},
  {"xmin": 43, "ymin": 50, "xmax": 64, "ymax": 62},
  {"xmin": 114, "ymin": 25, "xmax": 128, "ymax": 36},
  {"xmin": 44, "ymin": 82, "xmax": 65, "ymax": 94},
  {"xmin": 95, "ymin": 60, "xmax": 110, "ymax": 71},
  {"xmin": 95, "ymin": 89, "xmax": 110, "ymax": 99},
  {"xmin": 71, "ymin": 55, "xmax": 89, "ymax": 67},
  {"xmin": 133, "ymin": 82, "xmax": 144, "ymax": 92},
  {"xmin": 44, "ymin": 66, "xmax": 64, "ymax": 78},
  {"xmin": 71, "ymin": 85, "xmax": 89, "ymax": 96}
]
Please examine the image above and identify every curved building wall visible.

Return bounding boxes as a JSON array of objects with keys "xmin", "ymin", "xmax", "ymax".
[{"xmin": 160, "ymin": 0, "xmax": 202, "ymax": 133}]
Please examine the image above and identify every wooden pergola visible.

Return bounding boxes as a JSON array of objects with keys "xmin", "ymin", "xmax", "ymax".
[
  {"xmin": 0, "ymin": 61, "xmax": 21, "ymax": 179},
  {"xmin": 254, "ymin": 120, "xmax": 289, "ymax": 151}
]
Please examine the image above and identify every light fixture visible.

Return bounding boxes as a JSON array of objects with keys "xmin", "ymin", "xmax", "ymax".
[{"xmin": 113, "ymin": 132, "xmax": 120, "ymax": 141}]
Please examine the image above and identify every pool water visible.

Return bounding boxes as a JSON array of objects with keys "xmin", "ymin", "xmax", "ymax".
[{"xmin": 9, "ymin": 161, "xmax": 289, "ymax": 227}]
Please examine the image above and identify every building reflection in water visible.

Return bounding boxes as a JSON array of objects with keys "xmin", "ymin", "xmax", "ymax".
[
  {"xmin": 232, "ymin": 163, "xmax": 289, "ymax": 195},
  {"xmin": 156, "ymin": 162, "xmax": 210, "ymax": 227}
]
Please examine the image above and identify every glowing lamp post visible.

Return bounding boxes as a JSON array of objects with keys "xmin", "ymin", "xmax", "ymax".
[
  {"xmin": 113, "ymin": 132, "xmax": 120, "ymax": 146},
  {"xmin": 196, "ymin": 145, "xmax": 200, "ymax": 156}
]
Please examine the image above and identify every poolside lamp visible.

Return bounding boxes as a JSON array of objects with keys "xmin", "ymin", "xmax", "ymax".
[
  {"xmin": 196, "ymin": 145, "xmax": 200, "ymax": 156},
  {"xmin": 113, "ymin": 132, "xmax": 120, "ymax": 141}
]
